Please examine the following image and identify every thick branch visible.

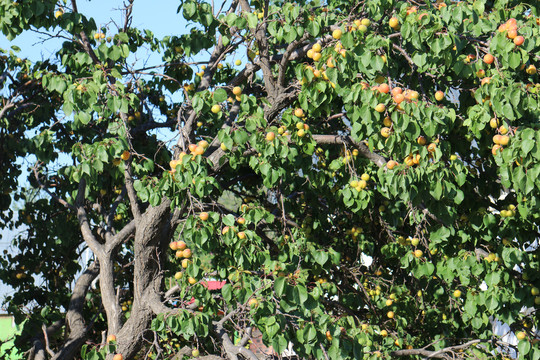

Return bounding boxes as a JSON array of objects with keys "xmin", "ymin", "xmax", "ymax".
[
  {"xmin": 124, "ymin": 163, "xmax": 141, "ymax": 219},
  {"xmin": 99, "ymin": 255, "xmax": 122, "ymax": 335},
  {"xmin": 214, "ymin": 322, "xmax": 259, "ymax": 360},
  {"xmin": 311, "ymin": 135, "xmax": 387, "ymax": 167},
  {"xmin": 26, "ymin": 320, "xmax": 64, "ymax": 360},
  {"xmin": 33, "ymin": 163, "xmax": 76, "ymax": 211},
  {"xmin": 75, "ymin": 179, "xmax": 104, "ymax": 257},
  {"xmin": 391, "ymin": 339, "xmax": 509, "ymax": 359},
  {"xmin": 176, "ymin": 7, "xmax": 236, "ymax": 154},
  {"xmin": 278, "ymin": 32, "xmax": 311, "ymax": 87},
  {"xmin": 238, "ymin": 0, "xmax": 278, "ymax": 100},
  {"xmin": 51, "ymin": 262, "xmax": 100, "ymax": 360},
  {"xmin": 71, "ymin": 0, "xmax": 100, "ymax": 64},
  {"xmin": 105, "ymin": 219, "xmax": 136, "ymax": 252},
  {"xmin": 113, "ymin": 200, "xmax": 173, "ymax": 359}
]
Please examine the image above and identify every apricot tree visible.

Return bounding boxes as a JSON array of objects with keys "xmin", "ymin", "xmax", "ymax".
[{"xmin": 0, "ymin": 0, "xmax": 539, "ymax": 359}]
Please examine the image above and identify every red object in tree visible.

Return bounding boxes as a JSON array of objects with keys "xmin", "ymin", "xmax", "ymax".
[{"xmin": 201, "ymin": 280, "xmax": 226, "ymax": 290}]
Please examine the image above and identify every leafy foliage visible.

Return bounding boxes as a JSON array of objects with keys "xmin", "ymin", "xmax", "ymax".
[{"xmin": 0, "ymin": 0, "xmax": 539, "ymax": 359}]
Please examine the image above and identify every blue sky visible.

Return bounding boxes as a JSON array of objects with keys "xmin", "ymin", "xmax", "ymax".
[{"xmin": 2, "ymin": 0, "xmax": 187, "ymax": 61}]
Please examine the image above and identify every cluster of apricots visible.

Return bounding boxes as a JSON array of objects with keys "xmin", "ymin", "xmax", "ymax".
[
  {"xmin": 120, "ymin": 299, "xmax": 132, "ymax": 312},
  {"xmin": 307, "ymin": 42, "xmax": 325, "ymax": 62},
  {"xmin": 221, "ymin": 216, "xmax": 249, "ymax": 241},
  {"xmin": 500, "ymin": 204, "xmax": 517, "ymax": 218},
  {"xmin": 385, "ymin": 139, "xmax": 438, "ymax": 170},
  {"xmin": 169, "ymin": 140, "xmax": 209, "ymax": 173},
  {"xmin": 269, "ymin": 108, "xmax": 308, "ymax": 138},
  {"xmin": 379, "ymin": 85, "xmax": 425, "ymax": 134},
  {"xmin": 498, "ymin": 18, "xmax": 525, "ymax": 46},
  {"xmin": 349, "ymin": 173, "xmax": 370, "ymax": 192},
  {"xmin": 170, "ymin": 237, "xmax": 198, "ymax": 285},
  {"xmin": 345, "ymin": 225, "xmax": 364, "ymax": 240},
  {"xmin": 491, "ymin": 121, "xmax": 510, "ymax": 156},
  {"xmin": 170, "ymin": 239, "xmax": 192, "ymax": 259},
  {"xmin": 362, "ymin": 82, "xmax": 443, "ymax": 169},
  {"xmin": 377, "ymin": 85, "xmax": 422, "ymax": 136}
]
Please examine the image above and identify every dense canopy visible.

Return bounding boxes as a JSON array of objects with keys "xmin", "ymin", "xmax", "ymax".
[{"xmin": 0, "ymin": 0, "xmax": 539, "ymax": 359}]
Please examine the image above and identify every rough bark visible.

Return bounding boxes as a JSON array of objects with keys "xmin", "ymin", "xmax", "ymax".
[
  {"xmin": 51, "ymin": 262, "xmax": 100, "ymax": 360},
  {"xmin": 26, "ymin": 320, "xmax": 64, "ymax": 360},
  {"xmin": 112, "ymin": 199, "xmax": 173, "ymax": 359}
]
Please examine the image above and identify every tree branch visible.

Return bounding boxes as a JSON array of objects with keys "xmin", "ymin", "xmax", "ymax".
[
  {"xmin": 51, "ymin": 262, "xmax": 100, "ymax": 360},
  {"xmin": 214, "ymin": 322, "xmax": 259, "ymax": 360},
  {"xmin": 113, "ymin": 200, "xmax": 173, "ymax": 359},
  {"xmin": 310, "ymin": 135, "xmax": 387, "ymax": 167},
  {"xmin": 32, "ymin": 163, "xmax": 76, "ymax": 211},
  {"xmin": 391, "ymin": 339, "xmax": 511, "ymax": 359},
  {"xmin": 124, "ymin": 162, "xmax": 141, "ymax": 219},
  {"xmin": 75, "ymin": 179, "xmax": 104, "ymax": 258},
  {"xmin": 105, "ymin": 219, "xmax": 136, "ymax": 252},
  {"xmin": 176, "ymin": 11, "xmax": 236, "ymax": 154},
  {"xmin": 278, "ymin": 32, "xmax": 311, "ymax": 87},
  {"xmin": 71, "ymin": 0, "xmax": 100, "ymax": 64},
  {"xmin": 26, "ymin": 320, "xmax": 65, "ymax": 360},
  {"xmin": 238, "ymin": 0, "xmax": 277, "ymax": 100}
]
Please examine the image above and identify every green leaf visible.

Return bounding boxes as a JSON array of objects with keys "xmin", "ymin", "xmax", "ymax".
[
  {"xmin": 222, "ymin": 214, "xmax": 235, "ymax": 226},
  {"xmin": 508, "ymin": 52, "xmax": 521, "ymax": 69},
  {"xmin": 312, "ymin": 250, "xmax": 329, "ymax": 266},
  {"xmin": 225, "ymin": 13, "xmax": 237, "ymax": 26},
  {"xmin": 245, "ymin": 12, "xmax": 258, "ymax": 29},
  {"xmin": 518, "ymin": 339, "xmax": 530, "ymax": 355},
  {"xmin": 213, "ymin": 88, "xmax": 227, "ymax": 103},
  {"xmin": 484, "ymin": 294, "xmax": 499, "ymax": 312},
  {"xmin": 221, "ymin": 283, "xmax": 232, "ymax": 302},
  {"xmin": 77, "ymin": 112, "xmax": 92, "ymax": 125},
  {"xmin": 341, "ymin": 31, "xmax": 354, "ymax": 48},
  {"xmin": 521, "ymin": 130, "xmax": 534, "ymax": 155},
  {"xmin": 484, "ymin": 272, "xmax": 500, "ymax": 287},
  {"xmin": 272, "ymin": 335, "xmax": 288, "ymax": 355},
  {"xmin": 415, "ymin": 262, "xmax": 435, "ymax": 278},
  {"xmin": 274, "ymin": 277, "xmax": 286, "ymax": 297},
  {"xmin": 294, "ymin": 285, "xmax": 308, "ymax": 305},
  {"xmin": 306, "ymin": 20, "xmax": 320, "ymax": 36},
  {"xmin": 412, "ymin": 53, "xmax": 427, "ymax": 68},
  {"xmin": 183, "ymin": 0, "xmax": 197, "ymax": 19}
]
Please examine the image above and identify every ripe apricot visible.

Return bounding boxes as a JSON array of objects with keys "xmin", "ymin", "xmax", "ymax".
[
  {"xmin": 393, "ymin": 93, "xmax": 405, "ymax": 104},
  {"xmin": 387, "ymin": 160, "xmax": 398, "ymax": 169},
  {"xmin": 378, "ymin": 83, "xmax": 390, "ymax": 94},
  {"xmin": 199, "ymin": 212, "xmax": 209, "ymax": 221},
  {"xmin": 193, "ymin": 146, "xmax": 205, "ymax": 155},
  {"xmin": 391, "ymin": 87, "xmax": 402, "ymax": 96},
  {"xmin": 483, "ymin": 53, "xmax": 494, "ymax": 64},
  {"xmin": 492, "ymin": 144, "xmax": 502, "ymax": 155},
  {"xmin": 266, "ymin": 132, "xmax": 275, "ymax": 141},
  {"xmin": 507, "ymin": 29, "xmax": 517, "ymax": 39},
  {"xmin": 375, "ymin": 103, "xmax": 386, "ymax": 113},
  {"xmin": 389, "ymin": 17, "xmax": 399, "ymax": 29}
]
